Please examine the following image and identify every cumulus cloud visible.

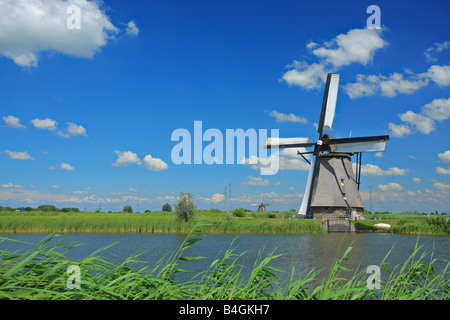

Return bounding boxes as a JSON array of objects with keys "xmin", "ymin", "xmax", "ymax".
[
  {"xmin": 433, "ymin": 182, "xmax": 450, "ymax": 190},
  {"xmin": 438, "ymin": 150, "xmax": 450, "ymax": 163},
  {"xmin": 268, "ymin": 110, "xmax": 307, "ymax": 123},
  {"xmin": 353, "ymin": 163, "xmax": 408, "ymax": 176},
  {"xmin": 60, "ymin": 163, "xmax": 74, "ymax": 171},
  {"xmin": 31, "ymin": 118, "xmax": 58, "ymax": 131},
  {"xmin": 344, "ymin": 73, "xmax": 429, "ymax": 99},
  {"xmin": 388, "ymin": 98, "xmax": 450, "ymax": 137},
  {"xmin": 0, "ymin": 0, "xmax": 119, "ymax": 67},
  {"xmin": 3, "ymin": 115, "xmax": 25, "ymax": 128},
  {"xmin": 200, "ymin": 193, "xmax": 225, "ymax": 204},
  {"xmin": 309, "ymin": 28, "xmax": 388, "ymax": 68},
  {"xmin": 421, "ymin": 65, "xmax": 450, "ymax": 87},
  {"xmin": 378, "ymin": 182, "xmax": 403, "ymax": 191},
  {"xmin": 126, "ymin": 20, "xmax": 139, "ymax": 37},
  {"xmin": 49, "ymin": 163, "xmax": 74, "ymax": 171},
  {"xmin": 240, "ymin": 176, "xmax": 270, "ymax": 186},
  {"xmin": 112, "ymin": 150, "xmax": 141, "ymax": 167},
  {"xmin": 281, "ymin": 62, "xmax": 328, "ymax": 90},
  {"xmin": 142, "ymin": 155, "xmax": 169, "ymax": 171},
  {"xmin": 4, "ymin": 150, "xmax": 34, "ymax": 160},
  {"xmin": 58, "ymin": 122, "xmax": 87, "ymax": 138},
  {"xmin": 412, "ymin": 178, "xmax": 422, "ymax": 183},
  {"xmin": 1, "ymin": 182, "xmax": 23, "ymax": 189},
  {"xmin": 345, "ymin": 65, "xmax": 450, "ymax": 99},
  {"xmin": 436, "ymin": 167, "xmax": 450, "ymax": 175},
  {"xmin": 281, "ymin": 28, "xmax": 388, "ymax": 90}
]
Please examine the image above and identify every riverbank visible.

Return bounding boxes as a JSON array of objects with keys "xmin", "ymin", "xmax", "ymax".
[{"xmin": 0, "ymin": 211, "xmax": 448, "ymax": 235}]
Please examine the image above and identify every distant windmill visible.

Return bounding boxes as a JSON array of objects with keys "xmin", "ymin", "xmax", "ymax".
[
  {"xmin": 265, "ymin": 73, "xmax": 389, "ymax": 219},
  {"xmin": 251, "ymin": 193, "xmax": 272, "ymax": 212}
]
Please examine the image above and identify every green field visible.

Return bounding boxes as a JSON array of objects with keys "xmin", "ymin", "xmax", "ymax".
[{"xmin": 0, "ymin": 210, "xmax": 448, "ymax": 235}]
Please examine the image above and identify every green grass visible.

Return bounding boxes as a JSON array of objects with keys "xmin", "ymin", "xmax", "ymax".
[
  {"xmin": 1, "ymin": 210, "xmax": 449, "ymax": 235},
  {"xmin": 0, "ymin": 233, "xmax": 448, "ymax": 300},
  {"xmin": 0, "ymin": 210, "xmax": 324, "ymax": 234}
]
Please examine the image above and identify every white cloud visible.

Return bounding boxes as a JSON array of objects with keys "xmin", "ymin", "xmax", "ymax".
[
  {"xmin": 126, "ymin": 20, "xmax": 139, "ymax": 37},
  {"xmin": 424, "ymin": 42, "xmax": 450, "ymax": 62},
  {"xmin": 58, "ymin": 122, "xmax": 87, "ymax": 138},
  {"xmin": 4, "ymin": 150, "xmax": 34, "ymax": 160},
  {"xmin": 1, "ymin": 182, "xmax": 23, "ymax": 189},
  {"xmin": 268, "ymin": 110, "xmax": 307, "ymax": 123},
  {"xmin": 438, "ymin": 150, "xmax": 450, "ymax": 163},
  {"xmin": 142, "ymin": 155, "xmax": 169, "ymax": 171},
  {"xmin": 281, "ymin": 28, "xmax": 388, "ymax": 91},
  {"xmin": 433, "ymin": 182, "xmax": 450, "ymax": 190},
  {"xmin": 388, "ymin": 98, "xmax": 450, "ymax": 137},
  {"xmin": 281, "ymin": 62, "xmax": 328, "ymax": 90},
  {"xmin": 422, "ymin": 65, "xmax": 450, "ymax": 87},
  {"xmin": 49, "ymin": 163, "xmax": 74, "ymax": 171},
  {"xmin": 310, "ymin": 28, "xmax": 388, "ymax": 68},
  {"xmin": 3, "ymin": 115, "xmax": 25, "ymax": 128},
  {"xmin": 344, "ymin": 73, "xmax": 429, "ymax": 98},
  {"xmin": 412, "ymin": 177, "xmax": 422, "ymax": 183},
  {"xmin": 31, "ymin": 118, "xmax": 58, "ymax": 131},
  {"xmin": 399, "ymin": 111, "xmax": 435, "ymax": 134},
  {"xmin": 52, "ymin": 185, "xmax": 60, "ymax": 189},
  {"xmin": 200, "ymin": 193, "xmax": 225, "ymax": 204},
  {"xmin": 240, "ymin": 176, "xmax": 270, "ymax": 186},
  {"xmin": 112, "ymin": 150, "xmax": 141, "ymax": 167},
  {"xmin": 421, "ymin": 98, "xmax": 450, "ymax": 121},
  {"xmin": 388, "ymin": 123, "xmax": 413, "ymax": 138},
  {"xmin": 60, "ymin": 163, "xmax": 74, "ymax": 171},
  {"xmin": 378, "ymin": 182, "xmax": 403, "ymax": 191},
  {"xmin": 0, "ymin": 0, "xmax": 118, "ymax": 67},
  {"xmin": 437, "ymin": 167, "xmax": 450, "ymax": 175},
  {"xmin": 375, "ymin": 152, "xmax": 384, "ymax": 158},
  {"xmin": 354, "ymin": 163, "xmax": 409, "ymax": 176}
]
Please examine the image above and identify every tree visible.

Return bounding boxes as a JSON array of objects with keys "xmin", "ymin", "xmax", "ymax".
[
  {"xmin": 162, "ymin": 203, "xmax": 172, "ymax": 212},
  {"xmin": 122, "ymin": 205, "xmax": 133, "ymax": 213},
  {"xmin": 38, "ymin": 205, "xmax": 58, "ymax": 212},
  {"xmin": 174, "ymin": 191, "xmax": 197, "ymax": 222}
]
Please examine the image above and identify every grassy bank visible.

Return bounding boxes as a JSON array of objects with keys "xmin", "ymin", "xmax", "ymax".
[
  {"xmin": 0, "ymin": 234, "xmax": 448, "ymax": 300},
  {"xmin": 0, "ymin": 210, "xmax": 448, "ymax": 235},
  {"xmin": 0, "ymin": 210, "xmax": 325, "ymax": 234}
]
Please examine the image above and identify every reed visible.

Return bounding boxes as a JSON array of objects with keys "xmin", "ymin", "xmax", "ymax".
[
  {"xmin": 0, "ymin": 233, "xmax": 448, "ymax": 300},
  {"xmin": 0, "ymin": 211, "xmax": 324, "ymax": 234}
]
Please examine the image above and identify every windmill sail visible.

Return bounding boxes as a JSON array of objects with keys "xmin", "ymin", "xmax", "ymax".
[
  {"xmin": 298, "ymin": 157, "xmax": 315, "ymax": 215},
  {"xmin": 317, "ymin": 73, "xmax": 340, "ymax": 136},
  {"xmin": 328, "ymin": 135, "xmax": 389, "ymax": 153},
  {"xmin": 264, "ymin": 137, "xmax": 313, "ymax": 149}
]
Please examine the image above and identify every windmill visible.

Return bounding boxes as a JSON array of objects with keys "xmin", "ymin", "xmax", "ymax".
[
  {"xmin": 265, "ymin": 73, "xmax": 389, "ymax": 219},
  {"xmin": 251, "ymin": 193, "xmax": 272, "ymax": 212}
]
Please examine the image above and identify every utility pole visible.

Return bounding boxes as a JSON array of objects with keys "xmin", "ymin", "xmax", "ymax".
[{"xmin": 229, "ymin": 183, "xmax": 232, "ymax": 212}]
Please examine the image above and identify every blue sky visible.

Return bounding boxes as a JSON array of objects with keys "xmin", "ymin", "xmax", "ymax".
[{"xmin": 0, "ymin": 0, "xmax": 449, "ymax": 213}]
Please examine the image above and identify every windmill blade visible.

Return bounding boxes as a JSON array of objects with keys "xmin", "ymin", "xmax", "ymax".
[
  {"xmin": 264, "ymin": 137, "xmax": 314, "ymax": 149},
  {"xmin": 298, "ymin": 156, "xmax": 315, "ymax": 215},
  {"xmin": 328, "ymin": 135, "xmax": 389, "ymax": 153},
  {"xmin": 317, "ymin": 73, "xmax": 340, "ymax": 137}
]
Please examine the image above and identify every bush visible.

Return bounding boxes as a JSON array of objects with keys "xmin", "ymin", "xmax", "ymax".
[
  {"xmin": 174, "ymin": 191, "xmax": 197, "ymax": 222},
  {"xmin": 162, "ymin": 203, "xmax": 172, "ymax": 212},
  {"xmin": 232, "ymin": 208, "xmax": 247, "ymax": 218}
]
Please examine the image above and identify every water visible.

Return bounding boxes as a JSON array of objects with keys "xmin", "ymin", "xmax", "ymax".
[{"xmin": 1, "ymin": 233, "xmax": 449, "ymax": 285}]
